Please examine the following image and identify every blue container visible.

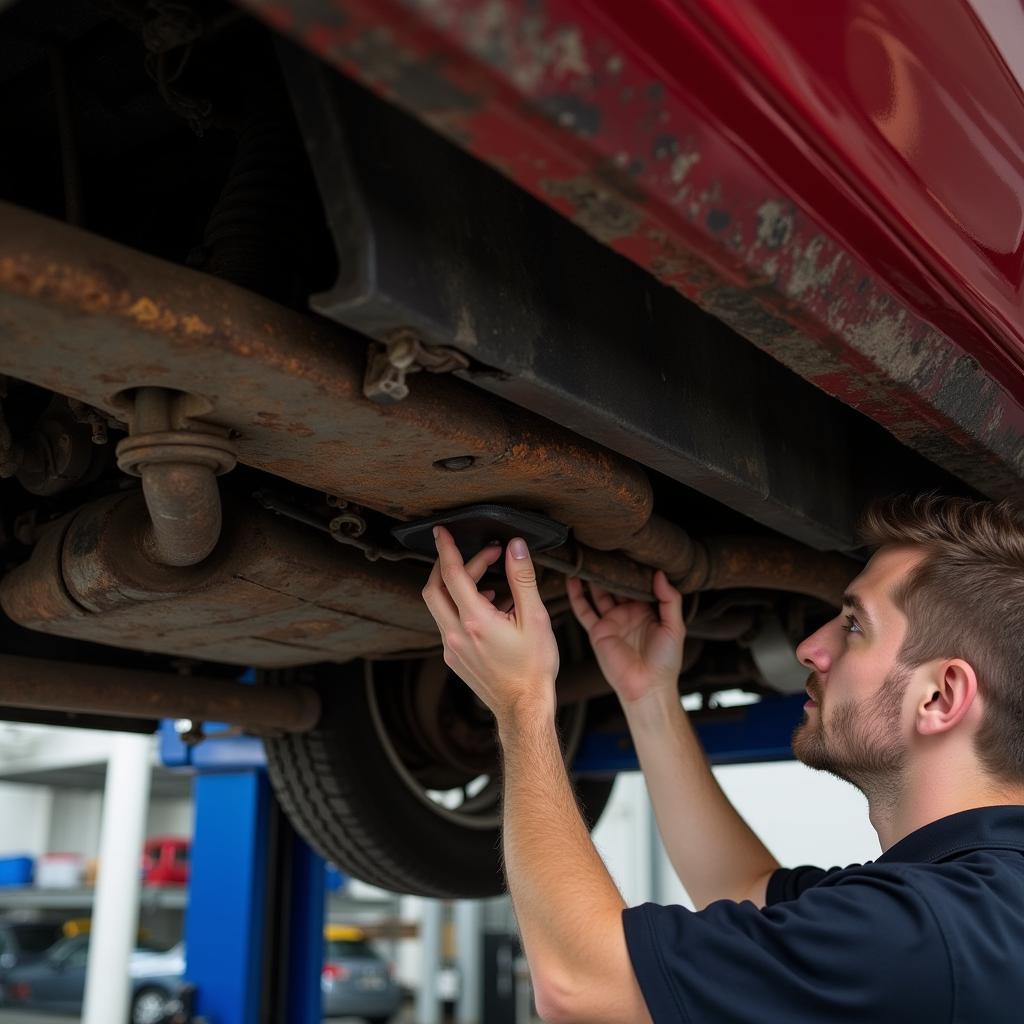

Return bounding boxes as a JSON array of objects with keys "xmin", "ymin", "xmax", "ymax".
[{"xmin": 0, "ymin": 856, "xmax": 33, "ymax": 887}]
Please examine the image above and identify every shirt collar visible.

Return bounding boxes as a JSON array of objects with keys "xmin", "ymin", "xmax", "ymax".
[{"xmin": 878, "ymin": 805, "xmax": 1024, "ymax": 865}]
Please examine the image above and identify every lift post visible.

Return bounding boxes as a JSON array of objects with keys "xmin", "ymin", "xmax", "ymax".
[{"xmin": 161, "ymin": 707, "xmax": 325, "ymax": 1024}]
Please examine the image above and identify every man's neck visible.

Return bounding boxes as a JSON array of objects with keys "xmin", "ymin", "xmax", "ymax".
[{"xmin": 867, "ymin": 759, "xmax": 1024, "ymax": 851}]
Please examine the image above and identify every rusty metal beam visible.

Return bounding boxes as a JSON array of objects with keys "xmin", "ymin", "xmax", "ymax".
[
  {"xmin": 241, "ymin": 0, "xmax": 1024, "ymax": 502},
  {"xmin": 0, "ymin": 653, "xmax": 321, "ymax": 734},
  {"xmin": 0, "ymin": 201, "xmax": 651, "ymax": 553}
]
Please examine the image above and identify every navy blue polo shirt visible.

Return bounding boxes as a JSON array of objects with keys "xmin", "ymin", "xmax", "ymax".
[{"xmin": 623, "ymin": 805, "xmax": 1024, "ymax": 1023}]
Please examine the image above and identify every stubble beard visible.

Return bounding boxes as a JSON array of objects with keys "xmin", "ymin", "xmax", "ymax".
[{"xmin": 791, "ymin": 665, "xmax": 911, "ymax": 806}]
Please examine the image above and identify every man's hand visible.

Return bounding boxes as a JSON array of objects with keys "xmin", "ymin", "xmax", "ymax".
[
  {"xmin": 422, "ymin": 526, "xmax": 559, "ymax": 728},
  {"xmin": 566, "ymin": 571, "xmax": 685, "ymax": 706}
]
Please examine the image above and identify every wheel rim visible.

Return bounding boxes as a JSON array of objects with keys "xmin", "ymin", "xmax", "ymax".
[
  {"xmin": 367, "ymin": 660, "xmax": 586, "ymax": 830},
  {"xmin": 133, "ymin": 991, "xmax": 169, "ymax": 1024}
]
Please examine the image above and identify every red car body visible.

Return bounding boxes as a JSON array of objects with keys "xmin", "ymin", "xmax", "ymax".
[{"xmin": 242, "ymin": 0, "xmax": 1024, "ymax": 498}]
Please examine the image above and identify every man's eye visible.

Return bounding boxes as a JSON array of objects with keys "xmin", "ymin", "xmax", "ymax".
[{"xmin": 840, "ymin": 615, "xmax": 862, "ymax": 634}]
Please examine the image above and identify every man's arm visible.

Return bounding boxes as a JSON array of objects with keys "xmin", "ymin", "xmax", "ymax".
[
  {"xmin": 566, "ymin": 575, "xmax": 779, "ymax": 910},
  {"xmin": 421, "ymin": 530, "xmax": 651, "ymax": 1023},
  {"xmin": 499, "ymin": 709, "xmax": 651, "ymax": 1024},
  {"xmin": 623, "ymin": 684, "xmax": 779, "ymax": 909}
]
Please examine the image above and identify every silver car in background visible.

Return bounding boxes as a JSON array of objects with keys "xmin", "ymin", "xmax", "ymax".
[{"xmin": 322, "ymin": 925, "xmax": 402, "ymax": 1023}]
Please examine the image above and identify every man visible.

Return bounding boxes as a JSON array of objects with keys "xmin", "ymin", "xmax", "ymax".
[{"xmin": 421, "ymin": 494, "xmax": 1024, "ymax": 1023}]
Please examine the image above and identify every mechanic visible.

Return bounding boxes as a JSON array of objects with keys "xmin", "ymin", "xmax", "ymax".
[{"xmin": 421, "ymin": 494, "xmax": 1024, "ymax": 1023}]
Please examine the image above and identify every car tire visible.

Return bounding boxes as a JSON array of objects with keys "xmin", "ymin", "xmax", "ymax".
[
  {"xmin": 130, "ymin": 986, "xmax": 172, "ymax": 1024},
  {"xmin": 264, "ymin": 659, "xmax": 615, "ymax": 898}
]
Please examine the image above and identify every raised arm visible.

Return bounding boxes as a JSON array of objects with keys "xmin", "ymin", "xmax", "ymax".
[{"xmin": 566, "ymin": 573, "xmax": 779, "ymax": 909}]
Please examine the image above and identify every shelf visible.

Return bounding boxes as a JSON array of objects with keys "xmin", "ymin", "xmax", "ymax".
[
  {"xmin": 0, "ymin": 886, "xmax": 398, "ymax": 916},
  {"xmin": 0, "ymin": 762, "xmax": 191, "ymax": 799},
  {"xmin": 0, "ymin": 885, "xmax": 187, "ymax": 911}
]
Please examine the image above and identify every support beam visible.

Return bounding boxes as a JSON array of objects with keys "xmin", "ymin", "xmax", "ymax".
[
  {"xmin": 82, "ymin": 732, "xmax": 153, "ymax": 1024},
  {"xmin": 416, "ymin": 899, "xmax": 444, "ymax": 1024},
  {"xmin": 455, "ymin": 900, "xmax": 483, "ymax": 1024},
  {"xmin": 185, "ymin": 771, "xmax": 270, "ymax": 1024}
]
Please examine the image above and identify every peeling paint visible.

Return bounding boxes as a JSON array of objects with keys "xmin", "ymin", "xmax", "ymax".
[
  {"xmin": 551, "ymin": 25, "xmax": 590, "ymax": 78},
  {"xmin": 756, "ymin": 200, "xmax": 794, "ymax": 250},
  {"xmin": 785, "ymin": 235, "xmax": 842, "ymax": 299},
  {"xmin": 670, "ymin": 150, "xmax": 700, "ymax": 184},
  {"xmin": 706, "ymin": 209, "xmax": 730, "ymax": 233},
  {"xmin": 540, "ymin": 94, "xmax": 601, "ymax": 135}
]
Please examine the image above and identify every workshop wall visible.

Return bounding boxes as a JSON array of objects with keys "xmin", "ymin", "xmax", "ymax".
[
  {"xmin": 594, "ymin": 761, "xmax": 881, "ymax": 909},
  {"xmin": 0, "ymin": 781, "xmax": 52, "ymax": 857}
]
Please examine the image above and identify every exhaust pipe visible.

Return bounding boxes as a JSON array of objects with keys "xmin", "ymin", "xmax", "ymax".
[{"xmin": 0, "ymin": 654, "xmax": 320, "ymax": 735}]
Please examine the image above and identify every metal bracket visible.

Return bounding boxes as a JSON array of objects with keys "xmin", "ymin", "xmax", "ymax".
[{"xmin": 363, "ymin": 329, "xmax": 470, "ymax": 403}]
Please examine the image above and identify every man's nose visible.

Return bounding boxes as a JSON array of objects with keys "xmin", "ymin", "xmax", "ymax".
[{"xmin": 796, "ymin": 623, "xmax": 833, "ymax": 674}]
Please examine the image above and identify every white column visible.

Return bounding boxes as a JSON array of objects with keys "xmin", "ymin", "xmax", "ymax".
[
  {"xmin": 415, "ymin": 897, "xmax": 443, "ymax": 1024},
  {"xmin": 82, "ymin": 732, "xmax": 153, "ymax": 1024},
  {"xmin": 454, "ymin": 900, "xmax": 482, "ymax": 1024},
  {"xmin": 396, "ymin": 895, "xmax": 422, "ymax": 989}
]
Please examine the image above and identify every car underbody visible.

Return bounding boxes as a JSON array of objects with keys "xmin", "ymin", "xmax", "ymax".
[{"xmin": 0, "ymin": 0, "xmax": 1019, "ymax": 896}]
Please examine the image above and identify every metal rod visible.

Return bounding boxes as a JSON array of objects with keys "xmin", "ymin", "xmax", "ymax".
[{"xmin": 0, "ymin": 654, "xmax": 320, "ymax": 734}]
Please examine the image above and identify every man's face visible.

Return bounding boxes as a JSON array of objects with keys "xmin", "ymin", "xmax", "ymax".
[{"xmin": 791, "ymin": 545, "xmax": 924, "ymax": 795}]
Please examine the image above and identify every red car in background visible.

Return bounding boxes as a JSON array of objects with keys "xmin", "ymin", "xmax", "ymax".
[
  {"xmin": 141, "ymin": 839, "xmax": 190, "ymax": 888},
  {"xmin": 0, "ymin": 0, "xmax": 1020, "ymax": 899}
]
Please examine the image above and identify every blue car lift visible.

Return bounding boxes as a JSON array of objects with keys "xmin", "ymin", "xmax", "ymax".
[
  {"xmin": 160, "ymin": 668, "xmax": 324, "ymax": 1024},
  {"xmin": 161, "ymin": 670, "xmax": 806, "ymax": 1024},
  {"xmin": 573, "ymin": 692, "xmax": 808, "ymax": 774}
]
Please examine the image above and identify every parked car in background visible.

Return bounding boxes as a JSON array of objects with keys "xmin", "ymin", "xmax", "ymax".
[
  {"xmin": 0, "ymin": 915, "xmax": 65, "ymax": 983},
  {"xmin": 0, "ymin": 933, "xmax": 185, "ymax": 1024},
  {"xmin": 322, "ymin": 924, "xmax": 402, "ymax": 1023},
  {"xmin": 142, "ymin": 837, "xmax": 190, "ymax": 887}
]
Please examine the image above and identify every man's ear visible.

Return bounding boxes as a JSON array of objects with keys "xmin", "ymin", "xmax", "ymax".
[{"xmin": 916, "ymin": 660, "xmax": 979, "ymax": 737}]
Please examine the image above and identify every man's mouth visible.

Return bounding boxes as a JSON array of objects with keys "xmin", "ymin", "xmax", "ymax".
[{"xmin": 805, "ymin": 675, "xmax": 822, "ymax": 708}]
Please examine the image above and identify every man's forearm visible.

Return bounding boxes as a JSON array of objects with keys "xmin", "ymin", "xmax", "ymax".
[
  {"xmin": 498, "ymin": 709, "xmax": 648, "ymax": 1022},
  {"xmin": 624, "ymin": 687, "xmax": 779, "ymax": 909},
  {"xmin": 499, "ymin": 711, "xmax": 624, "ymax": 968}
]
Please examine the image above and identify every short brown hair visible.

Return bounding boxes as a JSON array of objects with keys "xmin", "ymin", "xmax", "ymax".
[{"xmin": 859, "ymin": 493, "xmax": 1024, "ymax": 784}]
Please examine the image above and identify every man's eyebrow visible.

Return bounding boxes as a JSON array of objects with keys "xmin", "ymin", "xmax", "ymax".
[{"xmin": 842, "ymin": 592, "xmax": 875, "ymax": 629}]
